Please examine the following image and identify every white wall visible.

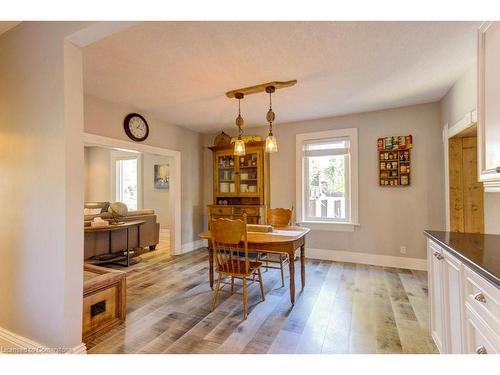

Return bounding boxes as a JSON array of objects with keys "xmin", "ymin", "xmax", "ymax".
[
  {"xmin": 0, "ymin": 22, "xmax": 88, "ymax": 349},
  {"xmin": 440, "ymin": 63, "xmax": 500, "ymax": 234},
  {"xmin": 441, "ymin": 65, "xmax": 477, "ymax": 128},
  {"xmin": 84, "ymin": 94, "xmax": 204, "ymax": 243},
  {"xmin": 204, "ymin": 102, "xmax": 445, "ymax": 260}
]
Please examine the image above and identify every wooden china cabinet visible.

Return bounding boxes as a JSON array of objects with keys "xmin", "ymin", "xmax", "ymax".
[{"xmin": 208, "ymin": 141, "xmax": 270, "ymax": 224}]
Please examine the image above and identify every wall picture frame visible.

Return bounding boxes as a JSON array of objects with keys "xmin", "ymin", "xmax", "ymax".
[{"xmin": 154, "ymin": 164, "xmax": 169, "ymax": 190}]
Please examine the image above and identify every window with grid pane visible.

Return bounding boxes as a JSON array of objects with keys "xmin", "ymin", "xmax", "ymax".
[{"xmin": 296, "ymin": 128, "xmax": 358, "ymax": 228}]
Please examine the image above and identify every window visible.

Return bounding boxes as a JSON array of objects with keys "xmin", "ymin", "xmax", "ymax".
[
  {"xmin": 116, "ymin": 158, "xmax": 139, "ymax": 210},
  {"xmin": 296, "ymin": 128, "xmax": 358, "ymax": 231}
]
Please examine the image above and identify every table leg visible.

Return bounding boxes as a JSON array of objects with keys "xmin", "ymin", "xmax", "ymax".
[
  {"xmin": 300, "ymin": 244, "xmax": 306, "ymax": 290},
  {"xmin": 289, "ymin": 251, "xmax": 295, "ymax": 305},
  {"xmin": 126, "ymin": 227, "xmax": 130, "ymax": 267},
  {"xmin": 208, "ymin": 246, "xmax": 214, "ymax": 290}
]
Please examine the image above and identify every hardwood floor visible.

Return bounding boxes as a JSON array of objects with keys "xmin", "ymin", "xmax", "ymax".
[{"xmin": 86, "ymin": 247, "xmax": 438, "ymax": 354}]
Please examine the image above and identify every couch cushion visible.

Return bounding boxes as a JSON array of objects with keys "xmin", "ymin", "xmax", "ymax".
[
  {"xmin": 84, "ymin": 208, "xmax": 102, "ymax": 216},
  {"xmin": 84, "ymin": 202, "xmax": 110, "ymax": 213},
  {"xmin": 127, "ymin": 209, "xmax": 155, "ymax": 216}
]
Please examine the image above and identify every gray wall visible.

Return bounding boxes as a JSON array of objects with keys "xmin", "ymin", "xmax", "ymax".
[
  {"xmin": 142, "ymin": 153, "xmax": 172, "ymax": 229},
  {"xmin": 84, "ymin": 146, "xmax": 112, "ymax": 202},
  {"xmin": 84, "ymin": 94, "xmax": 204, "ymax": 244},
  {"xmin": 440, "ymin": 64, "xmax": 500, "ymax": 234},
  {"xmin": 204, "ymin": 102, "xmax": 446, "ymax": 260}
]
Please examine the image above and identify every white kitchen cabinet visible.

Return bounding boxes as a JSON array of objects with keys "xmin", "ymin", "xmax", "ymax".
[
  {"xmin": 442, "ymin": 250, "xmax": 464, "ymax": 353},
  {"xmin": 427, "ymin": 240, "xmax": 445, "ymax": 352},
  {"xmin": 464, "ymin": 305, "xmax": 500, "ymax": 354},
  {"xmin": 478, "ymin": 21, "xmax": 500, "ymax": 191},
  {"xmin": 427, "ymin": 238, "xmax": 500, "ymax": 354}
]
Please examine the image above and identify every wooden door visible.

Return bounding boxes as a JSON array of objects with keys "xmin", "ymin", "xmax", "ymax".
[{"xmin": 449, "ymin": 137, "xmax": 484, "ymax": 233}]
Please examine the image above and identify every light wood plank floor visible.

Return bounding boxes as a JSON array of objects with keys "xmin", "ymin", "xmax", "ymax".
[{"xmin": 86, "ymin": 248, "xmax": 438, "ymax": 354}]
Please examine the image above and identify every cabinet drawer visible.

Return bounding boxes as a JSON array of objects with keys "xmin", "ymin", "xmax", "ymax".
[
  {"xmin": 232, "ymin": 206, "xmax": 259, "ymax": 216},
  {"xmin": 465, "ymin": 305, "xmax": 500, "ymax": 354},
  {"xmin": 83, "ymin": 286, "xmax": 118, "ymax": 337},
  {"xmin": 209, "ymin": 206, "xmax": 233, "ymax": 215},
  {"xmin": 464, "ymin": 266, "xmax": 500, "ymax": 332},
  {"xmin": 428, "ymin": 239, "xmax": 443, "ymax": 254}
]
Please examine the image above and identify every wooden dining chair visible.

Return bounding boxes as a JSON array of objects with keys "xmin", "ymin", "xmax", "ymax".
[
  {"xmin": 262, "ymin": 207, "xmax": 293, "ymax": 287},
  {"xmin": 209, "ymin": 215, "xmax": 265, "ymax": 320}
]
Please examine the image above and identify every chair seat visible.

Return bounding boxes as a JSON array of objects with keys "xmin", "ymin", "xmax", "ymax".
[{"xmin": 217, "ymin": 259, "xmax": 262, "ymax": 275}]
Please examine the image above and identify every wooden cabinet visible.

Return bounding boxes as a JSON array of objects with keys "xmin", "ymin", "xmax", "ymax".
[
  {"xmin": 427, "ymin": 238, "xmax": 500, "ymax": 353},
  {"xmin": 478, "ymin": 22, "xmax": 500, "ymax": 191},
  {"xmin": 208, "ymin": 141, "xmax": 270, "ymax": 223},
  {"xmin": 82, "ymin": 264, "xmax": 126, "ymax": 343}
]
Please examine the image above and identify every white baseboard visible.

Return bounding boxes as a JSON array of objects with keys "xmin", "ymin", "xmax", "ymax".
[
  {"xmin": 0, "ymin": 326, "xmax": 87, "ymax": 354},
  {"xmin": 179, "ymin": 239, "xmax": 207, "ymax": 254},
  {"xmin": 306, "ymin": 248, "xmax": 427, "ymax": 271}
]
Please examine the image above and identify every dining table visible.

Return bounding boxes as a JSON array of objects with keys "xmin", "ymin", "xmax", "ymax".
[{"xmin": 198, "ymin": 226, "xmax": 310, "ymax": 305}]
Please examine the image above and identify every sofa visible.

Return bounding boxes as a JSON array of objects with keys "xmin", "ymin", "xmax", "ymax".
[{"xmin": 84, "ymin": 202, "xmax": 160, "ymax": 260}]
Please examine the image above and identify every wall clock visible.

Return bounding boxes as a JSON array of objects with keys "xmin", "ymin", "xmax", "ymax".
[{"xmin": 124, "ymin": 113, "xmax": 149, "ymax": 142}]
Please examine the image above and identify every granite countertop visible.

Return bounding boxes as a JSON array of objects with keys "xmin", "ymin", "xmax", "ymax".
[{"xmin": 424, "ymin": 230, "xmax": 500, "ymax": 288}]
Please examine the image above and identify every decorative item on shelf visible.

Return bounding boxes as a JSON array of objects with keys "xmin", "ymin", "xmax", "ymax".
[
  {"xmin": 265, "ymin": 85, "xmax": 278, "ymax": 153},
  {"xmin": 91, "ymin": 217, "xmax": 109, "ymax": 228},
  {"xmin": 108, "ymin": 202, "xmax": 128, "ymax": 224},
  {"xmin": 230, "ymin": 135, "xmax": 261, "ymax": 144},
  {"xmin": 213, "ymin": 131, "xmax": 231, "ymax": 147},
  {"xmin": 233, "ymin": 92, "xmax": 246, "ymax": 156},
  {"xmin": 377, "ymin": 135, "xmax": 413, "ymax": 151},
  {"xmin": 378, "ymin": 135, "xmax": 413, "ymax": 187}
]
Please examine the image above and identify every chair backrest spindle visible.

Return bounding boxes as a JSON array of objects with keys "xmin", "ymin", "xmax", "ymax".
[
  {"xmin": 266, "ymin": 207, "xmax": 293, "ymax": 227},
  {"xmin": 209, "ymin": 214, "xmax": 249, "ymax": 274}
]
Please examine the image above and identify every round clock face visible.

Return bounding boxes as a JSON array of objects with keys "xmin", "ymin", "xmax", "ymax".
[{"xmin": 124, "ymin": 113, "xmax": 149, "ymax": 142}]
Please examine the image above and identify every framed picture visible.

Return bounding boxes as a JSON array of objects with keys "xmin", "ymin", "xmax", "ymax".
[{"xmin": 154, "ymin": 164, "xmax": 169, "ymax": 190}]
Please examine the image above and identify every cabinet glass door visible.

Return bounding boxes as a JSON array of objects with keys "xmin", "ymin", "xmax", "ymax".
[
  {"xmin": 216, "ymin": 153, "xmax": 236, "ymax": 196},
  {"xmin": 236, "ymin": 151, "xmax": 261, "ymax": 196}
]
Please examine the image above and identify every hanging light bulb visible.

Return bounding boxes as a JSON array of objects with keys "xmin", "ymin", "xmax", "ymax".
[
  {"xmin": 265, "ymin": 86, "xmax": 278, "ymax": 153},
  {"xmin": 233, "ymin": 93, "xmax": 246, "ymax": 156}
]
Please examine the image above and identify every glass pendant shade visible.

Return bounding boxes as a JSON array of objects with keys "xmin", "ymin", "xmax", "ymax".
[
  {"xmin": 234, "ymin": 138, "xmax": 246, "ymax": 156},
  {"xmin": 265, "ymin": 134, "xmax": 278, "ymax": 153}
]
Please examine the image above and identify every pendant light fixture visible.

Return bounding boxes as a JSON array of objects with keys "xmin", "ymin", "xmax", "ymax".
[
  {"xmin": 233, "ymin": 92, "xmax": 246, "ymax": 156},
  {"xmin": 265, "ymin": 85, "xmax": 278, "ymax": 153}
]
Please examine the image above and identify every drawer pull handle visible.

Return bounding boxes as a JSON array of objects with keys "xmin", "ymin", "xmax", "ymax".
[
  {"xmin": 473, "ymin": 292, "xmax": 486, "ymax": 303},
  {"xmin": 433, "ymin": 251, "xmax": 444, "ymax": 260},
  {"xmin": 475, "ymin": 345, "xmax": 487, "ymax": 354}
]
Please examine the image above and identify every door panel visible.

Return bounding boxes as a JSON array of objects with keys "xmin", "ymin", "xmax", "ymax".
[{"xmin": 448, "ymin": 136, "xmax": 484, "ymax": 233}]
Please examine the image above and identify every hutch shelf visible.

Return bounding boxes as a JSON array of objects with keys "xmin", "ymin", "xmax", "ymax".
[{"xmin": 207, "ymin": 141, "xmax": 270, "ymax": 223}]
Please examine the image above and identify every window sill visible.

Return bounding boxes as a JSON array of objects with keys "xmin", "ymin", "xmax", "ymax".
[{"xmin": 297, "ymin": 221, "xmax": 359, "ymax": 232}]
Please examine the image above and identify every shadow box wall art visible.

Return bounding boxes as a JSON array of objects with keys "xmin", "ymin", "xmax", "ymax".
[{"xmin": 377, "ymin": 135, "xmax": 412, "ymax": 187}]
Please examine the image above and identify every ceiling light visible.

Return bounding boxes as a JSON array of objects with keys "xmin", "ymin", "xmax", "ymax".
[
  {"xmin": 233, "ymin": 92, "xmax": 246, "ymax": 156},
  {"xmin": 265, "ymin": 86, "xmax": 278, "ymax": 153}
]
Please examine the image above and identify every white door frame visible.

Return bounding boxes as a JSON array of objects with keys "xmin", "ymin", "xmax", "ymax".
[{"xmin": 84, "ymin": 132, "xmax": 182, "ymax": 254}]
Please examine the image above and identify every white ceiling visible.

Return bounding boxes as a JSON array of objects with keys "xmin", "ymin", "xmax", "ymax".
[{"xmin": 83, "ymin": 21, "xmax": 480, "ymax": 133}]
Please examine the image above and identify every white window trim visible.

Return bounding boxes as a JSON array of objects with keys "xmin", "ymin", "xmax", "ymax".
[
  {"xmin": 110, "ymin": 151, "xmax": 143, "ymax": 210},
  {"xmin": 295, "ymin": 128, "xmax": 359, "ymax": 232}
]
